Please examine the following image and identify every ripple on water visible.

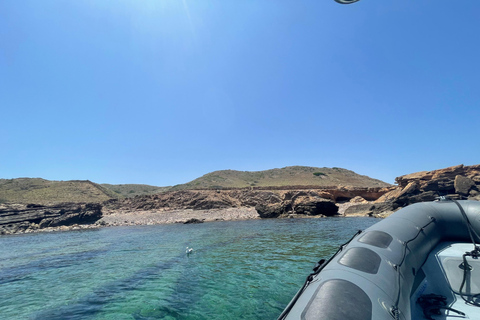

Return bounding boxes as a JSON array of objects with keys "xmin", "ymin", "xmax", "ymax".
[{"xmin": 0, "ymin": 217, "xmax": 377, "ymax": 320}]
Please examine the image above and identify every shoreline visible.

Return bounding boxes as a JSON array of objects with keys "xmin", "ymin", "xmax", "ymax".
[
  {"xmin": 99, "ymin": 207, "xmax": 261, "ymax": 226},
  {"xmin": 5, "ymin": 206, "xmax": 375, "ymax": 236},
  {"xmin": 3, "ymin": 200, "xmax": 385, "ymax": 236},
  {"xmin": 6, "ymin": 207, "xmax": 261, "ymax": 235}
]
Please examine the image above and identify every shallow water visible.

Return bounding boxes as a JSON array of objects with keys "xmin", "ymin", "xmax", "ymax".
[{"xmin": 0, "ymin": 217, "xmax": 377, "ymax": 319}]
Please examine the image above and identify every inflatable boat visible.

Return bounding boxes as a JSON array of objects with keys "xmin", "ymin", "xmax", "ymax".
[{"xmin": 278, "ymin": 199, "xmax": 480, "ymax": 320}]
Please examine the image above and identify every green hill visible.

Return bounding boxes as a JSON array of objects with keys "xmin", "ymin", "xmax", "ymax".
[
  {"xmin": 101, "ymin": 184, "xmax": 171, "ymax": 197},
  {"xmin": 170, "ymin": 166, "xmax": 390, "ymax": 190},
  {"xmin": 0, "ymin": 166, "xmax": 390, "ymax": 204},
  {"xmin": 0, "ymin": 178, "xmax": 119, "ymax": 204}
]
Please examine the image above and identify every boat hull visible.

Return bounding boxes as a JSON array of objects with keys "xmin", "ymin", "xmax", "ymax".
[{"xmin": 279, "ymin": 200, "xmax": 480, "ymax": 320}]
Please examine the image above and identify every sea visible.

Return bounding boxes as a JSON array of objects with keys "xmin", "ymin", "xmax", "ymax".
[{"xmin": 0, "ymin": 217, "xmax": 377, "ymax": 320}]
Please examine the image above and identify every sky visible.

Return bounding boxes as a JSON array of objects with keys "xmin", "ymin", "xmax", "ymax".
[{"xmin": 1, "ymin": 0, "xmax": 479, "ymax": 186}]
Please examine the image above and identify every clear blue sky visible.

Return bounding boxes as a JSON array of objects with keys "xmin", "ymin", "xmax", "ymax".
[{"xmin": 1, "ymin": 0, "xmax": 479, "ymax": 186}]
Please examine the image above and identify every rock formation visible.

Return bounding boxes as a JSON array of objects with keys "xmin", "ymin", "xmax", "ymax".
[
  {"xmin": 103, "ymin": 187, "xmax": 387, "ymax": 215},
  {"xmin": 1, "ymin": 187, "xmax": 388, "ymax": 235},
  {"xmin": 4, "ymin": 165, "xmax": 480, "ymax": 234},
  {"xmin": 0, "ymin": 203, "xmax": 102, "ymax": 235},
  {"xmin": 344, "ymin": 164, "xmax": 480, "ymax": 217},
  {"xmin": 105, "ymin": 189, "xmax": 347, "ymax": 219}
]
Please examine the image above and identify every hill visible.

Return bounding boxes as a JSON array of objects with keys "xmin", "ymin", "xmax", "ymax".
[
  {"xmin": 0, "ymin": 167, "xmax": 390, "ymax": 205},
  {"xmin": 0, "ymin": 178, "xmax": 119, "ymax": 204},
  {"xmin": 170, "ymin": 166, "xmax": 390, "ymax": 190},
  {"xmin": 100, "ymin": 184, "xmax": 171, "ymax": 197}
]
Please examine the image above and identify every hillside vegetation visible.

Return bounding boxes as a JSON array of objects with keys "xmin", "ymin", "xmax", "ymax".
[
  {"xmin": 170, "ymin": 166, "xmax": 390, "ymax": 190},
  {"xmin": 0, "ymin": 178, "xmax": 118, "ymax": 204},
  {"xmin": 1, "ymin": 167, "xmax": 390, "ymax": 204},
  {"xmin": 101, "ymin": 184, "xmax": 171, "ymax": 197}
]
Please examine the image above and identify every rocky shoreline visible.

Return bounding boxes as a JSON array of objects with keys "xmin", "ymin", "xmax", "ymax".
[
  {"xmin": 8, "ymin": 208, "xmax": 260, "ymax": 235},
  {"xmin": 99, "ymin": 207, "xmax": 260, "ymax": 226},
  {"xmin": 2, "ymin": 164, "xmax": 480, "ymax": 236},
  {"xmin": 7, "ymin": 206, "xmax": 358, "ymax": 236}
]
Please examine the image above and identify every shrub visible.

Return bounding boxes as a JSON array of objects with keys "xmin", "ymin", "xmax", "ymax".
[{"xmin": 313, "ymin": 172, "xmax": 326, "ymax": 177}]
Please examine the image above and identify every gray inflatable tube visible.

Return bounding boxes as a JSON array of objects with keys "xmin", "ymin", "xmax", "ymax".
[{"xmin": 278, "ymin": 200, "xmax": 480, "ymax": 320}]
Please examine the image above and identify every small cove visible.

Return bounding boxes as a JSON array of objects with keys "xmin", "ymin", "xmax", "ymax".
[{"xmin": 0, "ymin": 217, "xmax": 377, "ymax": 319}]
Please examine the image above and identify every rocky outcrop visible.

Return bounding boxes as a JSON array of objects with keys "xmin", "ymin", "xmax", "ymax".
[
  {"xmin": 286, "ymin": 191, "xmax": 338, "ymax": 216},
  {"xmin": 341, "ymin": 165, "xmax": 480, "ymax": 217},
  {"xmin": 326, "ymin": 187, "xmax": 393, "ymax": 201},
  {"xmin": 343, "ymin": 201, "xmax": 395, "ymax": 218},
  {"xmin": 104, "ymin": 190, "xmax": 240, "ymax": 211},
  {"xmin": 105, "ymin": 189, "xmax": 341, "ymax": 219},
  {"xmin": 455, "ymin": 175, "xmax": 475, "ymax": 196},
  {"xmin": 352, "ymin": 164, "xmax": 480, "ymax": 214},
  {"xmin": 255, "ymin": 203, "xmax": 285, "ymax": 218},
  {"xmin": 0, "ymin": 186, "xmax": 386, "ymax": 234},
  {"xmin": 255, "ymin": 191, "xmax": 338, "ymax": 218},
  {"xmin": 5, "ymin": 165, "xmax": 479, "ymax": 232},
  {"xmin": 0, "ymin": 203, "xmax": 102, "ymax": 235}
]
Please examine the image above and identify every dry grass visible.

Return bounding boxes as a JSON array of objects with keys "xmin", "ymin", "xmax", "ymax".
[
  {"xmin": 0, "ymin": 178, "xmax": 118, "ymax": 204},
  {"xmin": 101, "ymin": 184, "xmax": 171, "ymax": 197},
  {"xmin": 171, "ymin": 166, "xmax": 390, "ymax": 190}
]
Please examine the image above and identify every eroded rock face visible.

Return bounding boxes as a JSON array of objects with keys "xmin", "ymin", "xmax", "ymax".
[
  {"xmin": 0, "ymin": 203, "xmax": 102, "ymax": 235},
  {"xmin": 254, "ymin": 191, "xmax": 338, "ymax": 218},
  {"xmin": 105, "ymin": 189, "xmax": 346, "ymax": 218},
  {"xmin": 288, "ymin": 191, "xmax": 338, "ymax": 216},
  {"xmin": 375, "ymin": 164, "xmax": 480, "ymax": 213},
  {"xmin": 344, "ymin": 202, "xmax": 396, "ymax": 218},
  {"xmin": 293, "ymin": 198, "xmax": 338, "ymax": 216}
]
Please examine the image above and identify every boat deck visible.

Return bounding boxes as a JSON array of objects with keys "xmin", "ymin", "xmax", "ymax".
[{"xmin": 412, "ymin": 242, "xmax": 480, "ymax": 319}]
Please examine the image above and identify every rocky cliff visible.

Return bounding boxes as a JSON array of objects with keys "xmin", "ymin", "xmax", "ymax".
[
  {"xmin": 344, "ymin": 164, "xmax": 480, "ymax": 217},
  {"xmin": 3, "ymin": 164, "xmax": 480, "ymax": 235},
  {"xmin": 0, "ymin": 203, "xmax": 102, "ymax": 235},
  {"xmin": 103, "ymin": 187, "xmax": 391, "ymax": 218},
  {"xmin": 0, "ymin": 186, "xmax": 392, "ymax": 235}
]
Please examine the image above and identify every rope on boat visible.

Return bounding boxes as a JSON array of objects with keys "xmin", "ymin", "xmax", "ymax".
[
  {"xmin": 276, "ymin": 229, "xmax": 363, "ymax": 320},
  {"xmin": 451, "ymin": 199, "xmax": 480, "ymax": 248},
  {"xmin": 448, "ymin": 198, "xmax": 480, "ymax": 307},
  {"xmin": 391, "ymin": 216, "xmax": 437, "ymax": 319},
  {"xmin": 392, "ymin": 199, "xmax": 478, "ymax": 318},
  {"xmin": 416, "ymin": 294, "xmax": 466, "ymax": 320}
]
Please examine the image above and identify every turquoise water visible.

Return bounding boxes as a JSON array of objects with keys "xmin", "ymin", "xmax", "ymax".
[{"xmin": 0, "ymin": 217, "xmax": 377, "ymax": 320}]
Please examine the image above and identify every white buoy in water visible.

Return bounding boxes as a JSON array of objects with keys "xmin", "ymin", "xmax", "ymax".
[{"xmin": 186, "ymin": 247, "xmax": 193, "ymax": 255}]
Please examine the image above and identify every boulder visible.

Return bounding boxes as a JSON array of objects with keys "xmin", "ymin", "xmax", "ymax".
[
  {"xmin": 349, "ymin": 196, "xmax": 368, "ymax": 203},
  {"xmin": 255, "ymin": 203, "xmax": 285, "ymax": 218},
  {"xmin": 455, "ymin": 175, "xmax": 475, "ymax": 196}
]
